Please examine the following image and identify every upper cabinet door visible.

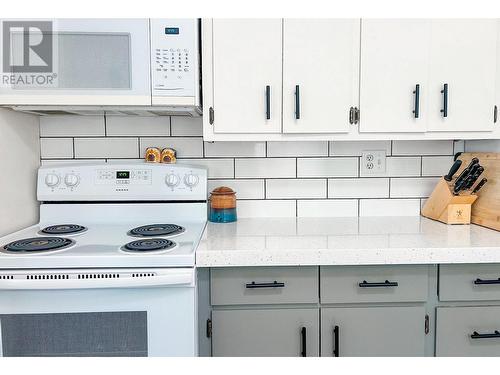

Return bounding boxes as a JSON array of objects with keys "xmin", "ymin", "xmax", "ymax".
[
  {"xmin": 282, "ymin": 19, "xmax": 360, "ymax": 134},
  {"xmin": 359, "ymin": 20, "xmax": 431, "ymax": 133},
  {"xmin": 427, "ymin": 20, "xmax": 498, "ymax": 132},
  {"xmin": 212, "ymin": 19, "xmax": 282, "ymax": 133}
]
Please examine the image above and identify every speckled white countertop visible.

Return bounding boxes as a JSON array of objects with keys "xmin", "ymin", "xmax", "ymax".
[{"xmin": 195, "ymin": 217, "xmax": 500, "ymax": 267}]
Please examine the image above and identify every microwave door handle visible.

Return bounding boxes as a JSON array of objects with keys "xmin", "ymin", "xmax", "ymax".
[{"xmin": 0, "ymin": 271, "xmax": 193, "ymax": 290}]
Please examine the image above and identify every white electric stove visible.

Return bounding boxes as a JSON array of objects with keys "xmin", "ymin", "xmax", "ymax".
[{"xmin": 0, "ymin": 162, "xmax": 207, "ymax": 357}]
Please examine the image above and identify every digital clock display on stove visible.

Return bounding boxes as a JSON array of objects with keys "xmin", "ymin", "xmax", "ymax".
[{"xmin": 116, "ymin": 171, "xmax": 130, "ymax": 179}]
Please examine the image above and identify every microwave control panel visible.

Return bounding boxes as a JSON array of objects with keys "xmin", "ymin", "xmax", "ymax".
[{"xmin": 150, "ymin": 19, "xmax": 198, "ymax": 98}]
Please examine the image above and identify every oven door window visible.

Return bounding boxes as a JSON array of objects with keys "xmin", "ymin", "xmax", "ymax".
[{"xmin": 0, "ymin": 312, "xmax": 147, "ymax": 357}]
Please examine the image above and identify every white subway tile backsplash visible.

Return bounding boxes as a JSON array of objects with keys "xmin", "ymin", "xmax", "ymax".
[
  {"xmin": 237, "ymin": 200, "xmax": 296, "ymax": 218},
  {"xmin": 170, "ymin": 117, "xmax": 203, "ymax": 136},
  {"xmin": 360, "ymin": 157, "xmax": 421, "ymax": 178},
  {"xmin": 208, "ymin": 179, "xmax": 265, "ymax": 199},
  {"xmin": 328, "ymin": 178, "xmax": 389, "ymax": 198},
  {"xmin": 453, "ymin": 140, "xmax": 465, "ymax": 154},
  {"xmin": 40, "ymin": 116, "xmax": 105, "ymax": 137},
  {"xmin": 40, "ymin": 138, "xmax": 73, "ymax": 159},
  {"xmin": 74, "ymin": 137, "xmax": 138, "ymax": 159},
  {"xmin": 39, "ymin": 115, "xmax": 476, "ymax": 218},
  {"xmin": 392, "ymin": 140, "xmax": 454, "ymax": 156},
  {"xmin": 329, "ymin": 141, "xmax": 391, "ymax": 156},
  {"xmin": 465, "ymin": 140, "xmax": 500, "ymax": 153},
  {"xmin": 41, "ymin": 159, "xmax": 105, "ymax": 165},
  {"xmin": 359, "ymin": 199, "xmax": 421, "ymax": 216},
  {"xmin": 422, "ymin": 156, "xmax": 454, "ymax": 177},
  {"xmin": 267, "ymin": 141, "xmax": 328, "ymax": 157},
  {"xmin": 235, "ymin": 158, "xmax": 296, "ymax": 178},
  {"xmin": 106, "ymin": 116, "xmax": 170, "ymax": 136},
  {"xmin": 297, "ymin": 157, "xmax": 358, "ymax": 178},
  {"xmin": 177, "ymin": 159, "xmax": 234, "ymax": 179},
  {"xmin": 204, "ymin": 141, "xmax": 266, "ymax": 158},
  {"xmin": 297, "ymin": 199, "xmax": 358, "ymax": 217},
  {"xmin": 390, "ymin": 177, "xmax": 439, "ymax": 198},
  {"xmin": 139, "ymin": 137, "xmax": 203, "ymax": 158},
  {"xmin": 266, "ymin": 179, "xmax": 327, "ymax": 199}
]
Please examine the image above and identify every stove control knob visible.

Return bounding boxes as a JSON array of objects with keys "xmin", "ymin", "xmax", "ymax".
[
  {"xmin": 64, "ymin": 173, "xmax": 80, "ymax": 187},
  {"xmin": 45, "ymin": 173, "xmax": 60, "ymax": 187},
  {"xmin": 165, "ymin": 173, "xmax": 180, "ymax": 188},
  {"xmin": 184, "ymin": 173, "xmax": 199, "ymax": 188}
]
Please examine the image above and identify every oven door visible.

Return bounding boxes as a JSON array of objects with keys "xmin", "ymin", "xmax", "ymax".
[
  {"xmin": 0, "ymin": 268, "xmax": 196, "ymax": 357},
  {"xmin": 0, "ymin": 19, "xmax": 151, "ymax": 106}
]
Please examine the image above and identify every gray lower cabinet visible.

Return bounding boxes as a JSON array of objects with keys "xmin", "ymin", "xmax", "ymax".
[
  {"xmin": 436, "ymin": 306, "xmax": 500, "ymax": 356},
  {"xmin": 439, "ymin": 264, "xmax": 500, "ymax": 302},
  {"xmin": 321, "ymin": 306, "xmax": 427, "ymax": 357},
  {"xmin": 212, "ymin": 308, "xmax": 319, "ymax": 357}
]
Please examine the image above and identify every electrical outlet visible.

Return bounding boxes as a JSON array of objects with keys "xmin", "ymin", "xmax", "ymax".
[{"xmin": 361, "ymin": 150, "xmax": 386, "ymax": 175}]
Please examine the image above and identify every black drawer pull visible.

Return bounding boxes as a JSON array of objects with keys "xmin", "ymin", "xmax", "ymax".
[
  {"xmin": 333, "ymin": 325, "xmax": 339, "ymax": 357},
  {"xmin": 301, "ymin": 327, "xmax": 307, "ymax": 357},
  {"xmin": 358, "ymin": 280, "xmax": 398, "ymax": 288},
  {"xmin": 440, "ymin": 83, "xmax": 448, "ymax": 118},
  {"xmin": 295, "ymin": 85, "xmax": 300, "ymax": 120},
  {"xmin": 474, "ymin": 278, "xmax": 500, "ymax": 285},
  {"xmin": 413, "ymin": 84, "xmax": 420, "ymax": 118},
  {"xmin": 471, "ymin": 330, "xmax": 500, "ymax": 339},
  {"xmin": 245, "ymin": 281, "xmax": 285, "ymax": 289},
  {"xmin": 265, "ymin": 85, "xmax": 271, "ymax": 120}
]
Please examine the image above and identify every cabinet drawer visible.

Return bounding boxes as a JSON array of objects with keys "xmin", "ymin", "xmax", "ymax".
[
  {"xmin": 210, "ymin": 267, "xmax": 318, "ymax": 306},
  {"xmin": 212, "ymin": 308, "xmax": 319, "ymax": 357},
  {"xmin": 440, "ymin": 264, "xmax": 500, "ymax": 302},
  {"xmin": 320, "ymin": 265, "xmax": 429, "ymax": 303},
  {"xmin": 436, "ymin": 306, "xmax": 500, "ymax": 356},
  {"xmin": 321, "ymin": 306, "xmax": 426, "ymax": 357}
]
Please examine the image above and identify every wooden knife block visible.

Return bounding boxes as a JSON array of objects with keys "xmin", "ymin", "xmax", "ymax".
[{"xmin": 421, "ymin": 178, "xmax": 477, "ymax": 225}]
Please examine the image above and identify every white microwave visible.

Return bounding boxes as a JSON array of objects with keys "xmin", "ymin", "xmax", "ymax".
[{"xmin": 0, "ymin": 19, "xmax": 201, "ymax": 115}]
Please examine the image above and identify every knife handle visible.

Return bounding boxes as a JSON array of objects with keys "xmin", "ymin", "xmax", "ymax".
[
  {"xmin": 472, "ymin": 178, "xmax": 487, "ymax": 194},
  {"xmin": 464, "ymin": 166, "xmax": 484, "ymax": 190},
  {"xmin": 444, "ymin": 160, "xmax": 462, "ymax": 181},
  {"xmin": 454, "ymin": 158, "xmax": 480, "ymax": 186}
]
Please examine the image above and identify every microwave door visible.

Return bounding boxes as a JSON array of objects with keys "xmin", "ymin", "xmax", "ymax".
[{"xmin": 0, "ymin": 19, "xmax": 151, "ymax": 106}]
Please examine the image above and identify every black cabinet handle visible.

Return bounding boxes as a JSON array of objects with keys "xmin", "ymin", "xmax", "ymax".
[
  {"xmin": 301, "ymin": 327, "xmax": 307, "ymax": 357},
  {"xmin": 265, "ymin": 85, "xmax": 271, "ymax": 120},
  {"xmin": 333, "ymin": 325, "xmax": 339, "ymax": 357},
  {"xmin": 413, "ymin": 84, "xmax": 420, "ymax": 118},
  {"xmin": 440, "ymin": 83, "xmax": 448, "ymax": 118},
  {"xmin": 471, "ymin": 330, "xmax": 500, "ymax": 339},
  {"xmin": 245, "ymin": 281, "xmax": 285, "ymax": 289},
  {"xmin": 295, "ymin": 85, "xmax": 300, "ymax": 120},
  {"xmin": 474, "ymin": 278, "xmax": 500, "ymax": 285},
  {"xmin": 358, "ymin": 280, "xmax": 399, "ymax": 288}
]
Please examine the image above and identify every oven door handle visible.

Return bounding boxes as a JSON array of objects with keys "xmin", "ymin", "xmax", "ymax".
[{"xmin": 0, "ymin": 270, "xmax": 194, "ymax": 290}]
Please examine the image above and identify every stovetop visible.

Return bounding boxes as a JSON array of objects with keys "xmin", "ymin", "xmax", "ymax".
[
  {"xmin": 0, "ymin": 162, "xmax": 208, "ymax": 270},
  {"xmin": 0, "ymin": 220, "xmax": 206, "ymax": 269}
]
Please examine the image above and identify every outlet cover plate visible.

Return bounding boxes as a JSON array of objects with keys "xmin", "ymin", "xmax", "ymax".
[{"xmin": 361, "ymin": 150, "xmax": 386, "ymax": 175}]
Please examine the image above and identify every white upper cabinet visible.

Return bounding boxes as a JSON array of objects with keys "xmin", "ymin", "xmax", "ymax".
[
  {"xmin": 203, "ymin": 19, "xmax": 500, "ymax": 141},
  {"xmin": 282, "ymin": 19, "xmax": 360, "ymax": 133},
  {"xmin": 359, "ymin": 19, "xmax": 431, "ymax": 133},
  {"xmin": 426, "ymin": 19, "xmax": 498, "ymax": 132},
  {"xmin": 211, "ymin": 19, "xmax": 283, "ymax": 134}
]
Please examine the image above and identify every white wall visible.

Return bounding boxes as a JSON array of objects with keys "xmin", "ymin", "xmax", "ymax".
[
  {"xmin": 39, "ymin": 115, "xmax": 470, "ymax": 218},
  {"xmin": 0, "ymin": 108, "xmax": 39, "ymax": 236}
]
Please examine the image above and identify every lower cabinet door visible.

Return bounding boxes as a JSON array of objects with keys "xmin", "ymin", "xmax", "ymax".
[
  {"xmin": 436, "ymin": 306, "xmax": 500, "ymax": 357},
  {"xmin": 321, "ymin": 306, "xmax": 426, "ymax": 357},
  {"xmin": 212, "ymin": 308, "xmax": 319, "ymax": 357}
]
